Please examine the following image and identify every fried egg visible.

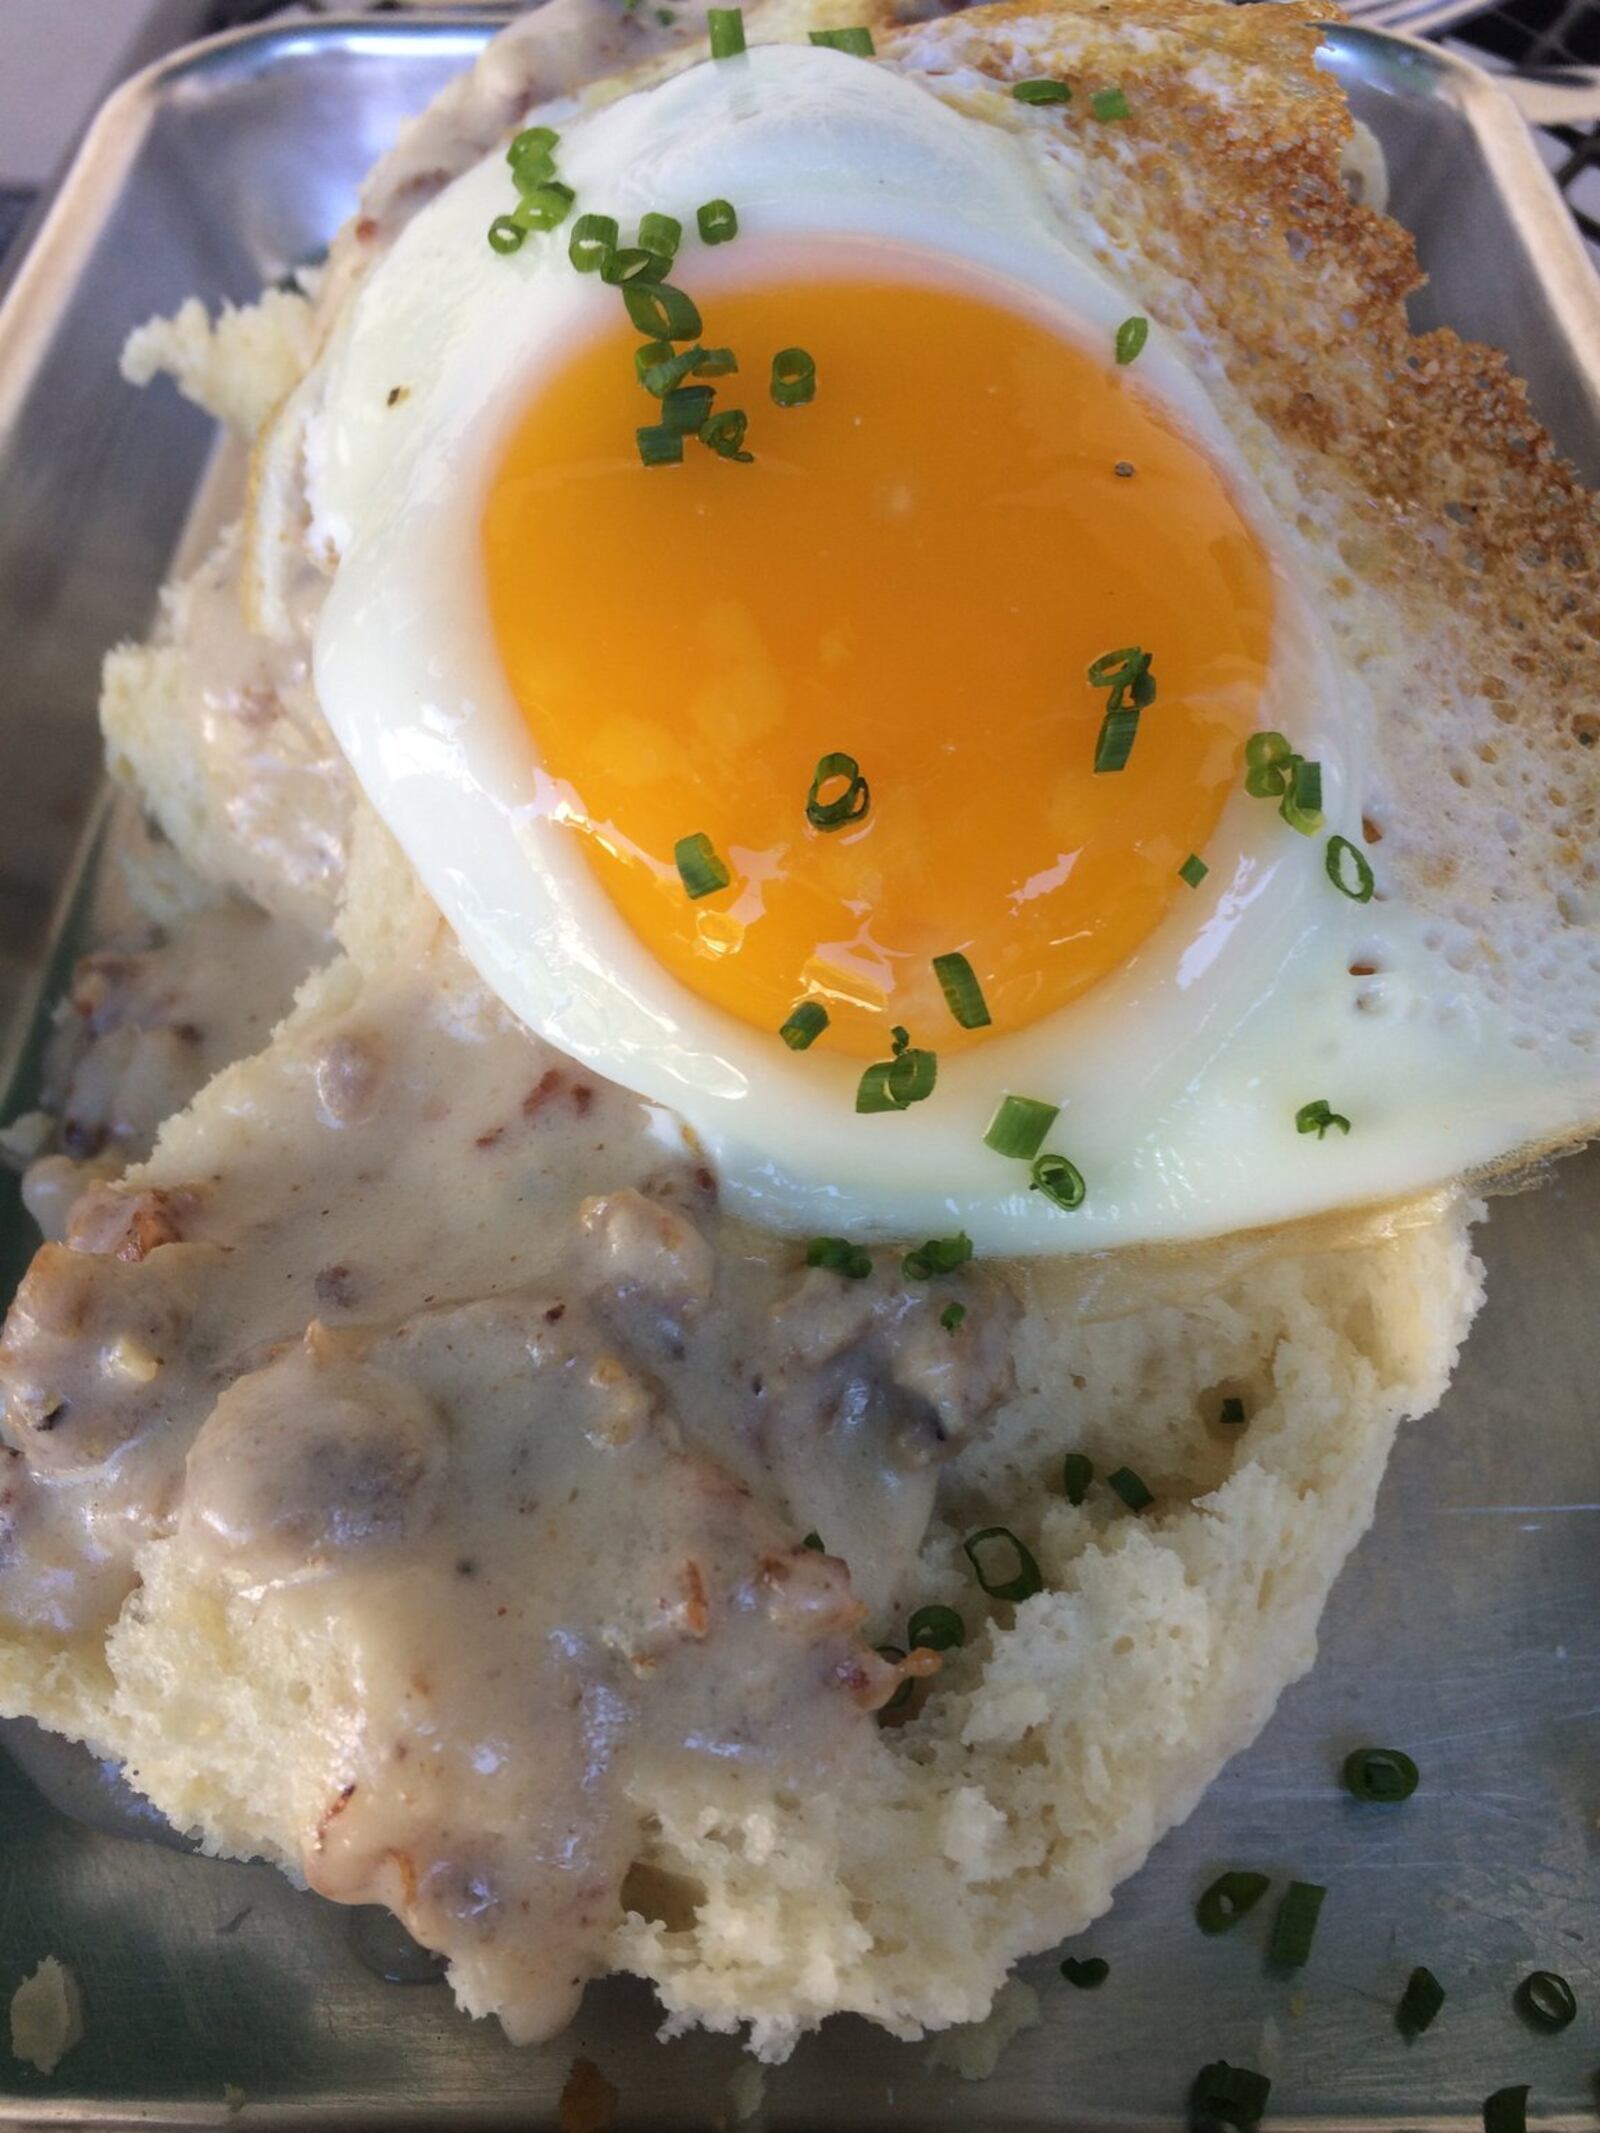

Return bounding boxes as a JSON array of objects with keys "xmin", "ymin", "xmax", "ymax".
[{"xmin": 308, "ymin": 39, "xmax": 1596, "ymax": 1251}]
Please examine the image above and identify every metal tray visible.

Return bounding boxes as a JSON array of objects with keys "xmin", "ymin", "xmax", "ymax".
[{"xmin": 2, "ymin": 15, "xmax": 1599, "ymax": 2128}]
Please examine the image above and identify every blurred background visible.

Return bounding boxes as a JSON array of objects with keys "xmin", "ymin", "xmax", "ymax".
[{"xmin": 3, "ymin": 0, "xmax": 1599, "ymax": 270}]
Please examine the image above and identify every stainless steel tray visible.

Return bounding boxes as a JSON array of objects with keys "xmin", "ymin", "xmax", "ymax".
[{"xmin": 2, "ymin": 16, "xmax": 1599, "ymax": 2128}]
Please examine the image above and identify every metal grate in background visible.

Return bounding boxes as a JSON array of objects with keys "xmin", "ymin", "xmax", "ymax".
[{"xmin": 1454, "ymin": 1, "xmax": 1600, "ymax": 251}]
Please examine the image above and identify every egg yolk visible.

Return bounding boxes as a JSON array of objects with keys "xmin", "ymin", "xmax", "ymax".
[{"xmin": 483, "ymin": 250, "xmax": 1273, "ymax": 1058}]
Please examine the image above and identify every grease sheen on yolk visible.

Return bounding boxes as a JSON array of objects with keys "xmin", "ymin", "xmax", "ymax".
[{"xmin": 483, "ymin": 256, "xmax": 1273, "ymax": 1058}]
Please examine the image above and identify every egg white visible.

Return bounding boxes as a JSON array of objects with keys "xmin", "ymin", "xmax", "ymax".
[{"xmin": 309, "ymin": 41, "xmax": 1576, "ymax": 1252}]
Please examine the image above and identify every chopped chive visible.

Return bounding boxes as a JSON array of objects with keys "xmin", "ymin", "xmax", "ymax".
[
  {"xmin": 1342, "ymin": 1747, "xmax": 1419, "ymax": 1802},
  {"xmin": 1398, "ymin": 1966, "xmax": 1445, "ymax": 2038},
  {"xmin": 1190, "ymin": 2062, "xmax": 1271, "ymax": 2130},
  {"xmin": 636, "ymin": 340, "xmax": 683, "ymax": 393},
  {"xmin": 1115, "ymin": 316, "xmax": 1149, "ymax": 365},
  {"xmin": 636, "ymin": 423, "xmax": 684, "ymax": 468},
  {"xmin": 1091, "ymin": 86, "xmax": 1130, "ymax": 120},
  {"xmin": 1296, "ymin": 1098, "xmax": 1351, "ymax": 1140},
  {"xmin": 771, "ymin": 346, "xmax": 817, "ymax": 407},
  {"xmin": 708, "ymin": 5, "xmax": 746, "ymax": 55},
  {"xmin": 908, "ymin": 1603, "xmax": 965, "ymax": 1652},
  {"xmin": 568, "ymin": 212, "xmax": 618, "ymax": 272},
  {"xmin": 1013, "ymin": 77, "xmax": 1073, "ymax": 102},
  {"xmin": 1031, "ymin": 1152, "xmax": 1086, "ymax": 1211},
  {"xmin": 602, "ymin": 245, "xmax": 668, "ymax": 285},
  {"xmin": 806, "ymin": 1235, "xmax": 872, "ymax": 1280},
  {"xmin": 1514, "ymin": 1971, "xmax": 1576, "ymax": 2032},
  {"xmin": 1219, "ymin": 1395, "xmax": 1247, "ymax": 1426},
  {"xmin": 487, "ymin": 215, "xmax": 525, "ymax": 255},
  {"xmin": 698, "ymin": 197, "xmax": 739, "ymax": 244},
  {"xmin": 693, "ymin": 346, "xmax": 738, "ymax": 376},
  {"xmin": 808, "ymin": 25, "xmax": 875, "ymax": 53},
  {"xmin": 1088, "ymin": 644, "xmax": 1156, "ymax": 704},
  {"xmin": 661, "ymin": 384, "xmax": 715, "ymax": 435},
  {"xmin": 1281, "ymin": 754, "xmax": 1324, "ymax": 834},
  {"xmin": 507, "ymin": 124, "xmax": 558, "ymax": 166},
  {"xmin": 1107, "ymin": 1465, "xmax": 1152, "ymax": 1512},
  {"xmin": 963, "ymin": 1526, "xmax": 1043, "ymax": 1604},
  {"xmin": 1245, "ymin": 730, "xmax": 1291, "ymax": 769},
  {"xmin": 1268, "ymin": 1880, "xmax": 1326, "ymax": 1968},
  {"xmin": 780, "ymin": 1000, "xmax": 830, "ymax": 1050},
  {"xmin": 1483, "ymin": 2087, "xmax": 1530, "ymax": 2133},
  {"xmin": 1179, "ymin": 852, "xmax": 1209, "ymax": 888},
  {"xmin": 932, "ymin": 951, "xmax": 991, "ymax": 1030},
  {"xmin": 638, "ymin": 211, "xmax": 682, "ymax": 262},
  {"xmin": 1060, "ymin": 1956, "xmax": 1109, "ymax": 1989},
  {"xmin": 673, "ymin": 829, "xmax": 728, "ymax": 894},
  {"xmin": 1325, "ymin": 833, "xmax": 1375, "ymax": 901},
  {"xmin": 856, "ymin": 1042, "xmax": 937, "ymax": 1114},
  {"xmin": 802, "ymin": 1530, "xmax": 825, "ymax": 1550},
  {"xmin": 984, "ymin": 1094, "xmax": 1059, "ymax": 1160},
  {"xmin": 876, "ymin": 1645, "xmax": 915, "ymax": 1712},
  {"xmin": 1093, "ymin": 705, "xmax": 1140, "ymax": 773},
  {"xmin": 903, "ymin": 1231, "xmax": 973, "ymax": 1281},
  {"xmin": 806, "ymin": 751, "xmax": 870, "ymax": 831},
  {"xmin": 1196, "ymin": 1870, "xmax": 1271, "ymax": 1935},
  {"xmin": 940, "ymin": 1300, "xmax": 966, "ymax": 1333},
  {"xmin": 624, "ymin": 281, "xmax": 703, "ymax": 340},
  {"xmin": 699, "ymin": 408, "xmax": 753, "ymax": 462},
  {"xmin": 1063, "ymin": 1452, "xmax": 1093, "ymax": 1505},
  {"xmin": 511, "ymin": 182, "xmax": 575, "ymax": 232}
]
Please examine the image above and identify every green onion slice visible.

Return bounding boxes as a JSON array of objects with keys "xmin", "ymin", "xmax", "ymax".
[
  {"xmin": 941, "ymin": 1300, "xmax": 966, "ymax": 1333},
  {"xmin": 1088, "ymin": 644, "xmax": 1157, "ymax": 707},
  {"xmin": 698, "ymin": 197, "xmax": 739, "ymax": 244},
  {"xmin": 487, "ymin": 215, "xmax": 525, "ymax": 255},
  {"xmin": 908, "ymin": 1603, "xmax": 965, "ymax": 1652},
  {"xmin": 1281, "ymin": 754, "xmax": 1324, "ymax": 834},
  {"xmin": 1515, "ymin": 1970, "xmax": 1576, "ymax": 2032},
  {"xmin": 1179, "ymin": 852, "xmax": 1209, "ymax": 888},
  {"xmin": 903, "ymin": 1231, "xmax": 973, "ymax": 1281},
  {"xmin": 963, "ymin": 1525, "xmax": 1043, "ymax": 1603},
  {"xmin": 1196, "ymin": 1869, "xmax": 1271, "ymax": 1935},
  {"xmin": 802, "ymin": 1530, "xmax": 825, "ymax": 1551},
  {"xmin": 932, "ymin": 951, "xmax": 991, "ymax": 1030},
  {"xmin": 1397, "ymin": 1966, "xmax": 1445, "ymax": 2037},
  {"xmin": 1013, "ymin": 77, "xmax": 1073, "ymax": 102},
  {"xmin": 1093, "ymin": 705, "xmax": 1140, "ymax": 774},
  {"xmin": 1107, "ymin": 1465, "xmax": 1152, "ymax": 1512},
  {"xmin": 806, "ymin": 1235, "xmax": 872, "ymax": 1280},
  {"xmin": 1219, "ymin": 1395, "xmax": 1247, "ymax": 1426},
  {"xmin": 984, "ymin": 1093, "xmax": 1059, "ymax": 1160},
  {"xmin": 511, "ymin": 182, "xmax": 575, "ymax": 232},
  {"xmin": 637, "ymin": 424, "xmax": 685, "ymax": 468},
  {"xmin": 809, "ymin": 25, "xmax": 875, "ymax": 53},
  {"xmin": 693, "ymin": 345, "xmax": 738, "ymax": 376},
  {"xmin": 708, "ymin": 5, "xmax": 746, "ymax": 56},
  {"xmin": 1483, "ymin": 2087, "xmax": 1530, "ymax": 2133},
  {"xmin": 1296, "ymin": 1098, "xmax": 1351, "ymax": 1140},
  {"xmin": 673, "ymin": 829, "xmax": 728, "ymax": 894},
  {"xmin": 568, "ymin": 213, "xmax": 618, "ymax": 272},
  {"xmin": 1245, "ymin": 730, "xmax": 1291, "ymax": 770},
  {"xmin": 1268, "ymin": 1880, "xmax": 1326, "ymax": 1968},
  {"xmin": 507, "ymin": 124, "xmax": 559, "ymax": 168},
  {"xmin": 602, "ymin": 245, "xmax": 668, "ymax": 286},
  {"xmin": 1062, "ymin": 1452, "xmax": 1093, "ymax": 1506},
  {"xmin": 1190, "ymin": 2062, "xmax": 1271, "ymax": 2130},
  {"xmin": 780, "ymin": 1000, "xmax": 829, "ymax": 1050},
  {"xmin": 1325, "ymin": 833, "xmax": 1376, "ymax": 902},
  {"xmin": 1060, "ymin": 1956, "xmax": 1109, "ymax": 1989},
  {"xmin": 806, "ymin": 751, "xmax": 870, "ymax": 831},
  {"xmin": 624, "ymin": 280, "xmax": 703, "ymax": 340},
  {"xmin": 1031, "ymin": 1152, "xmax": 1086, "ymax": 1210},
  {"xmin": 771, "ymin": 346, "xmax": 818, "ymax": 407},
  {"xmin": 1342, "ymin": 1746, "xmax": 1419, "ymax": 1802},
  {"xmin": 699, "ymin": 408, "xmax": 753, "ymax": 462},
  {"xmin": 876, "ymin": 1644, "xmax": 915, "ymax": 1713},
  {"xmin": 661, "ymin": 384, "xmax": 715, "ymax": 435},
  {"xmin": 1091, "ymin": 85, "xmax": 1130, "ymax": 120},
  {"xmin": 856, "ymin": 1043, "xmax": 938, "ymax": 1114},
  {"xmin": 638, "ymin": 210, "xmax": 682, "ymax": 261},
  {"xmin": 1115, "ymin": 316, "xmax": 1149, "ymax": 366}
]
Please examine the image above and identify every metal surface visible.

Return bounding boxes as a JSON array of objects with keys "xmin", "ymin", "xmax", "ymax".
[{"xmin": 0, "ymin": 17, "xmax": 1598, "ymax": 2128}]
